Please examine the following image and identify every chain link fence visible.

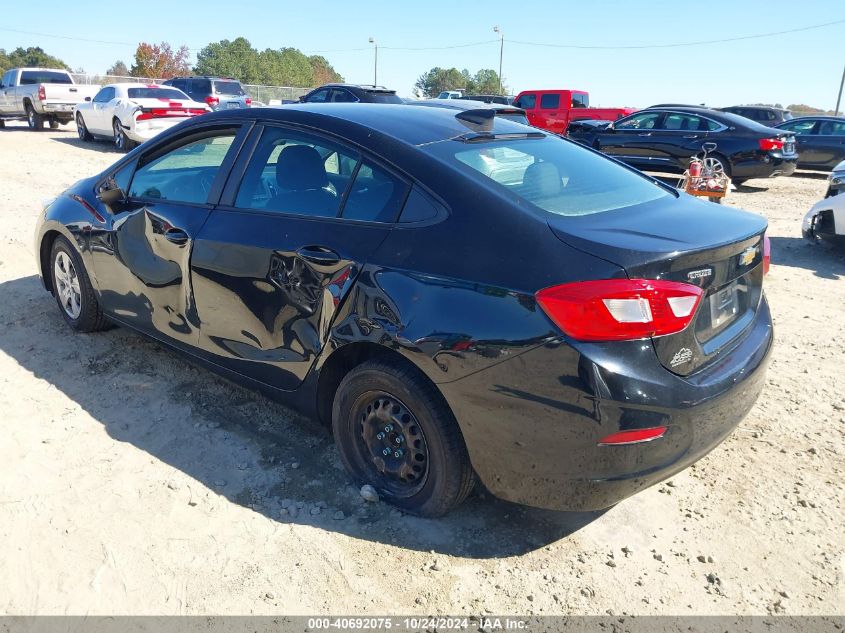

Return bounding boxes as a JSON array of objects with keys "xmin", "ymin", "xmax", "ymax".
[{"xmin": 69, "ymin": 74, "xmax": 310, "ymax": 104}]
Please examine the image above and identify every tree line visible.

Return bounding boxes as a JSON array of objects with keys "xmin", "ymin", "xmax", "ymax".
[{"xmin": 415, "ymin": 67, "xmax": 506, "ymax": 97}]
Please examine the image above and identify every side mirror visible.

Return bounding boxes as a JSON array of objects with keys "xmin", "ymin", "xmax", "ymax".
[
  {"xmin": 97, "ymin": 181, "xmax": 126, "ymax": 206},
  {"xmin": 85, "ymin": 96, "xmax": 92, "ymax": 102}
]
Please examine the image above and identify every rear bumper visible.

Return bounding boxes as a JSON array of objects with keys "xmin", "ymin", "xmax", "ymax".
[
  {"xmin": 733, "ymin": 154, "xmax": 797, "ymax": 180},
  {"xmin": 128, "ymin": 118, "xmax": 188, "ymax": 142},
  {"xmin": 441, "ymin": 297, "xmax": 773, "ymax": 511}
]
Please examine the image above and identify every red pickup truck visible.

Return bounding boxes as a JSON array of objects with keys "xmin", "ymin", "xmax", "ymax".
[{"xmin": 512, "ymin": 89, "xmax": 635, "ymax": 134}]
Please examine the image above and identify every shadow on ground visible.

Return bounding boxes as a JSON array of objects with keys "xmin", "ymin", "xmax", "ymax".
[
  {"xmin": 770, "ymin": 236, "xmax": 845, "ymax": 279},
  {"xmin": 50, "ymin": 136, "xmax": 120, "ymax": 154},
  {"xmin": 0, "ymin": 274, "xmax": 603, "ymax": 558}
]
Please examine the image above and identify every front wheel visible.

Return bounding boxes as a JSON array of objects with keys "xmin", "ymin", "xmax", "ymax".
[
  {"xmin": 76, "ymin": 113, "xmax": 92, "ymax": 141},
  {"xmin": 49, "ymin": 236, "xmax": 109, "ymax": 332},
  {"xmin": 332, "ymin": 360, "xmax": 475, "ymax": 517}
]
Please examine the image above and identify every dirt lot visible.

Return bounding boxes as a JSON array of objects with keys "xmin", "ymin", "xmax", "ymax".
[{"xmin": 0, "ymin": 122, "xmax": 843, "ymax": 616}]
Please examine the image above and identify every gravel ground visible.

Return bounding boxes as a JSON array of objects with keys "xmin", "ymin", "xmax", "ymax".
[{"xmin": 0, "ymin": 122, "xmax": 842, "ymax": 615}]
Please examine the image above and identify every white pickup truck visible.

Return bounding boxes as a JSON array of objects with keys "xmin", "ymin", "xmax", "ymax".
[{"xmin": 0, "ymin": 68, "xmax": 100, "ymax": 130}]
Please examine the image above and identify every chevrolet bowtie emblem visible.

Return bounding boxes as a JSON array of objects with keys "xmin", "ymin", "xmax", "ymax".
[{"xmin": 739, "ymin": 246, "xmax": 757, "ymax": 267}]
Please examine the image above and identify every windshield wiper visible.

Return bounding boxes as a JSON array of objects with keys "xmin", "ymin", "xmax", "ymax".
[{"xmin": 458, "ymin": 132, "xmax": 545, "ymax": 143}]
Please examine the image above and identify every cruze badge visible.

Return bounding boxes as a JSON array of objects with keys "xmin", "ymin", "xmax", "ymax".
[
  {"xmin": 739, "ymin": 246, "xmax": 757, "ymax": 267},
  {"xmin": 687, "ymin": 268, "xmax": 712, "ymax": 281}
]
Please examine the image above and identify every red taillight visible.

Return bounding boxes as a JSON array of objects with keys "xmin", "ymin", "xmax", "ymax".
[
  {"xmin": 763, "ymin": 235, "xmax": 771, "ymax": 275},
  {"xmin": 758, "ymin": 138, "xmax": 784, "ymax": 151},
  {"xmin": 205, "ymin": 96, "xmax": 219, "ymax": 107},
  {"xmin": 136, "ymin": 108, "xmax": 207, "ymax": 121},
  {"xmin": 245, "ymin": 97, "xmax": 252, "ymax": 106},
  {"xmin": 37, "ymin": 85, "xmax": 46, "ymax": 101},
  {"xmin": 535, "ymin": 279, "xmax": 704, "ymax": 341},
  {"xmin": 598, "ymin": 427, "xmax": 667, "ymax": 446}
]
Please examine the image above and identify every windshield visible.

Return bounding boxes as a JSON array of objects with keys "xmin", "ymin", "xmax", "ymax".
[
  {"xmin": 213, "ymin": 80, "xmax": 245, "ymax": 96},
  {"xmin": 427, "ymin": 135, "xmax": 670, "ymax": 217},
  {"xmin": 128, "ymin": 87, "xmax": 190, "ymax": 100},
  {"xmin": 20, "ymin": 70, "xmax": 72, "ymax": 85}
]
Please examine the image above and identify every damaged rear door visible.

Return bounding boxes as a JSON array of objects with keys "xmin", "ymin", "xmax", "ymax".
[{"xmin": 92, "ymin": 123, "xmax": 248, "ymax": 347}]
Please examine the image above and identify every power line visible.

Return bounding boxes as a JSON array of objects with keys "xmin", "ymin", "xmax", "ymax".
[
  {"xmin": 508, "ymin": 18, "xmax": 845, "ymax": 50},
  {"xmin": 1, "ymin": 18, "xmax": 843, "ymax": 54}
]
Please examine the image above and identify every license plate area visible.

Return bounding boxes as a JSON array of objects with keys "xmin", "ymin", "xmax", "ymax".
[
  {"xmin": 709, "ymin": 281, "xmax": 738, "ymax": 329},
  {"xmin": 227, "ymin": 101, "xmax": 240, "ymax": 109}
]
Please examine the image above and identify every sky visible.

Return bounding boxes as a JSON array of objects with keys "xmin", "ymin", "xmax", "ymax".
[{"xmin": 2, "ymin": 0, "xmax": 844, "ymax": 109}]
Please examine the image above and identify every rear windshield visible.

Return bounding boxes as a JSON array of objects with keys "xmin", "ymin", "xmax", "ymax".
[
  {"xmin": 214, "ymin": 80, "xmax": 245, "ymax": 95},
  {"xmin": 365, "ymin": 91, "xmax": 403, "ymax": 104},
  {"xmin": 427, "ymin": 135, "xmax": 670, "ymax": 217},
  {"xmin": 20, "ymin": 70, "xmax": 72, "ymax": 85},
  {"xmin": 496, "ymin": 112, "xmax": 530, "ymax": 125},
  {"xmin": 128, "ymin": 87, "xmax": 189, "ymax": 100}
]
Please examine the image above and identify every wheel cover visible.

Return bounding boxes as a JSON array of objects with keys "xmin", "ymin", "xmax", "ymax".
[
  {"xmin": 353, "ymin": 392, "xmax": 430, "ymax": 497},
  {"xmin": 703, "ymin": 157, "xmax": 725, "ymax": 176},
  {"xmin": 114, "ymin": 121, "xmax": 124, "ymax": 149},
  {"xmin": 54, "ymin": 251, "xmax": 82, "ymax": 319}
]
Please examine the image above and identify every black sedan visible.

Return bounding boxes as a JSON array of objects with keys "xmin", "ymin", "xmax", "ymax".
[
  {"xmin": 775, "ymin": 116, "xmax": 845, "ymax": 171},
  {"xmin": 35, "ymin": 104, "xmax": 773, "ymax": 516},
  {"xmin": 569, "ymin": 106, "xmax": 797, "ymax": 185},
  {"xmin": 299, "ymin": 83, "xmax": 403, "ymax": 104}
]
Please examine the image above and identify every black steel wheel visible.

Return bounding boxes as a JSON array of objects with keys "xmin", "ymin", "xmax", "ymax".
[{"xmin": 332, "ymin": 359, "xmax": 474, "ymax": 516}]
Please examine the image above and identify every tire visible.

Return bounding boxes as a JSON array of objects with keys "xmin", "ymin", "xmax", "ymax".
[
  {"xmin": 49, "ymin": 236, "xmax": 109, "ymax": 333},
  {"xmin": 699, "ymin": 152, "xmax": 732, "ymax": 178},
  {"xmin": 0, "ymin": 120, "xmax": 6, "ymax": 129},
  {"xmin": 26, "ymin": 103, "xmax": 44, "ymax": 130},
  {"xmin": 113, "ymin": 118, "xmax": 135, "ymax": 152},
  {"xmin": 76, "ymin": 113, "xmax": 92, "ymax": 141},
  {"xmin": 49, "ymin": 119, "xmax": 59, "ymax": 129},
  {"xmin": 332, "ymin": 360, "xmax": 475, "ymax": 517},
  {"xmin": 732, "ymin": 179, "xmax": 746, "ymax": 187}
]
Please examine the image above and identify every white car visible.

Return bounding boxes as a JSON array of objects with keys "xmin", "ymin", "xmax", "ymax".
[
  {"xmin": 74, "ymin": 83, "xmax": 210, "ymax": 150},
  {"xmin": 802, "ymin": 161, "xmax": 845, "ymax": 245}
]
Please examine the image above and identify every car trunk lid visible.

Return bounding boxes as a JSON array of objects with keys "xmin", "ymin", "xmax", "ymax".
[{"xmin": 547, "ymin": 194, "xmax": 767, "ymax": 375}]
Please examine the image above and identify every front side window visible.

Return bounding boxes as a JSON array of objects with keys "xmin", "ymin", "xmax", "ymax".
[
  {"xmin": 428, "ymin": 135, "xmax": 670, "ymax": 217},
  {"xmin": 330, "ymin": 89, "xmax": 357, "ymax": 103},
  {"xmin": 93, "ymin": 87, "xmax": 115, "ymax": 103},
  {"xmin": 819, "ymin": 120, "xmax": 845, "ymax": 136},
  {"xmin": 540, "ymin": 93, "xmax": 560, "ymax": 110},
  {"xmin": 514, "ymin": 94, "xmax": 536, "ymax": 110},
  {"xmin": 129, "ymin": 130, "xmax": 237, "ymax": 204},
  {"xmin": 305, "ymin": 89, "xmax": 330, "ymax": 103},
  {"xmin": 615, "ymin": 112, "xmax": 662, "ymax": 130}
]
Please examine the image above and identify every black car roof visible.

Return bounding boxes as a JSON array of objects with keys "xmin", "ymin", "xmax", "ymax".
[
  {"xmin": 407, "ymin": 99, "xmax": 524, "ymax": 113},
  {"xmin": 204, "ymin": 103, "xmax": 537, "ymax": 147},
  {"xmin": 778, "ymin": 115, "xmax": 845, "ymax": 122},
  {"xmin": 636, "ymin": 106, "xmax": 784, "ymax": 133},
  {"xmin": 316, "ymin": 83, "xmax": 396, "ymax": 92}
]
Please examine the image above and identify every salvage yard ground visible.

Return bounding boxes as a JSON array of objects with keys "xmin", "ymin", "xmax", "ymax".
[{"xmin": 0, "ymin": 122, "xmax": 842, "ymax": 615}]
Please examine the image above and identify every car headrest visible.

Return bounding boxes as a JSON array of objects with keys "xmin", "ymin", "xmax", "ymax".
[
  {"xmin": 523, "ymin": 161, "xmax": 562, "ymax": 198},
  {"xmin": 276, "ymin": 145, "xmax": 329, "ymax": 191}
]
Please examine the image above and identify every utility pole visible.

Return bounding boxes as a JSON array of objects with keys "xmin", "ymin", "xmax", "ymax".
[
  {"xmin": 836, "ymin": 62, "xmax": 845, "ymax": 116},
  {"xmin": 493, "ymin": 26, "xmax": 504, "ymax": 95},
  {"xmin": 368, "ymin": 37, "xmax": 378, "ymax": 87}
]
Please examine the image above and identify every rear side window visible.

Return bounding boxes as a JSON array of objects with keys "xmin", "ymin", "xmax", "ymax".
[
  {"xmin": 571, "ymin": 93, "xmax": 589, "ymax": 108},
  {"xmin": 540, "ymin": 93, "xmax": 560, "ymax": 109},
  {"xmin": 430, "ymin": 136, "xmax": 669, "ymax": 217},
  {"xmin": 342, "ymin": 162, "xmax": 409, "ymax": 222},
  {"xmin": 194, "ymin": 79, "xmax": 212, "ymax": 93},
  {"xmin": 399, "ymin": 187, "xmax": 443, "ymax": 223},
  {"xmin": 514, "ymin": 94, "xmax": 536, "ymax": 110},
  {"xmin": 20, "ymin": 70, "xmax": 72, "ymax": 84},
  {"xmin": 780, "ymin": 120, "xmax": 817, "ymax": 135},
  {"xmin": 129, "ymin": 131, "xmax": 237, "ymax": 204},
  {"xmin": 819, "ymin": 121, "xmax": 845, "ymax": 135},
  {"xmin": 363, "ymin": 91, "xmax": 403, "ymax": 104}
]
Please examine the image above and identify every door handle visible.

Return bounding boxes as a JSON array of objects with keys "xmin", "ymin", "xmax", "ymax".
[
  {"xmin": 683, "ymin": 134, "xmax": 699, "ymax": 139},
  {"xmin": 296, "ymin": 245, "xmax": 340, "ymax": 265},
  {"xmin": 637, "ymin": 132, "xmax": 652, "ymax": 137},
  {"xmin": 164, "ymin": 228, "xmax": 189, "ymax": 245}
]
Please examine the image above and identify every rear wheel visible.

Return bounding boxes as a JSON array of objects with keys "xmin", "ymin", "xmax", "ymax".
[
  {"xmin": 26, "ymin": 104, "xmax": 44, "ymax": 130},
  {"xmin": 699, "ymin": 152, "xmax": 731, "ymax": 178},
  {"xmin": 332, "ymin": 360, "xmax": 474, "ymax": 517},
  {"xmin": 76, "ymin": 113, "xmax": 92, "ymax": 141},
  {"xmin": 113, "ymin": 118, "xmax": 135, "ymax": 151},
  {"xmin": 49, "ymin": 236, "xmax": 109, "ymax": 332}
]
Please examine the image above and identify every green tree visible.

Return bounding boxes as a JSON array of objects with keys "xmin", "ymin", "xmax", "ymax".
[
  {"xmin": 0, "ymin": 46, "xmax": 69, "ymax": 74},
  {"xmin": 130, "ymin": 41, "xmax": 190, "ymax": 79},
  {"xmin": 194, "ymin": 37, "xmax": 262, "ymax": 84},
  {"xmin": 259, "ymin": 47, "xmax": 313, "ymax": 86},
  {"xmin": 106, "ymin": 60, "xmax": 129, "ymax": 76},
  {"xmin": 471, "ymin": 68, "xmax": 504, "ymax": 94},
  {"xmin": 414, "ymin": 67, "xmax": 468, "ymax": 98}
]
